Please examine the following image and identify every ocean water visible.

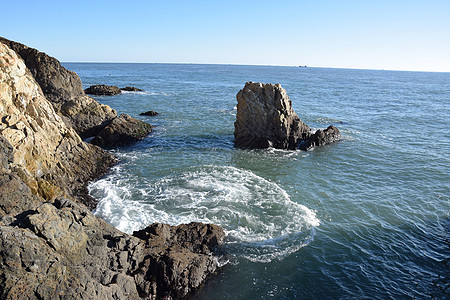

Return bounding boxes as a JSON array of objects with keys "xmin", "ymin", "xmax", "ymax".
[{"xmin": 64, "ymin": 63, "xmax": 449, "ymax": 299}]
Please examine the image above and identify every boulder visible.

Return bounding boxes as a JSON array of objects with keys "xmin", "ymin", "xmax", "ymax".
[
  {"xmin": 85, "ymin": 84, "xmax": 122, "ymax": 96},
  {"xmin": 91, "ymin": 114, "xmax": 153, "ymax": 147},
  {"xmin": 234, "ymin": 82, "xmax": 310, "ymax": 149},
  {"xmin": 133, "ymin": 222, "xmax": 226, "ymax": 298},
  {"xmin": 299, "ymin": 125, "xmax": 341, "ymax": 151},
  {"xmin": 0, "ymin": 37, "xmax": 117, "ymax": 138},
  {"xmin": 121, "ymin": 86, "xmax": 144, "ymax": 92},
  {"xmin": 140, "ymin": 110, "xmax": 159, "ymax": 116}
]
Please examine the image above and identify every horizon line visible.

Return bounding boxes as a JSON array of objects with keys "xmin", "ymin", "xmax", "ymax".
[{"xmin": 61, "ymin": 61, "xmax": 450, "ymax": 73}]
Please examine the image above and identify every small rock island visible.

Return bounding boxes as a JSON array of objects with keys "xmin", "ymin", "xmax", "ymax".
[{"xmin": 234, "ymin": 81, "xmax": 341, "ymax": 150}]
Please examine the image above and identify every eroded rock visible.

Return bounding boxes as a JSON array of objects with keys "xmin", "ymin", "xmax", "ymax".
[
  {"xmin": 0, "ymin": 41, "xmax": 116, "ymax": 207},
  {"xmin": 0, "ymin": 199, "xmax": 225, "ymax": 299},
  {"xmin": 91, "ymin": 113, "xmax": 153, "ymax": 147}
]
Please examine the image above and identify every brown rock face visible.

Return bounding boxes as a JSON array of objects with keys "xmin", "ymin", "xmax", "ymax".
[
  {"xmin": 0, "ymin": 37, "xmax": 117, "ymax": 138},
  {"xmin": 91, "ymin": 113, "xmax": 153, "ymax": 147},
  {"xmin": 234, "ymin": 82, "xmax": 311, "ymax": 149},
  {"xmin": 0, "ymin": 42, "xmax": 116, "ymax": 208}
]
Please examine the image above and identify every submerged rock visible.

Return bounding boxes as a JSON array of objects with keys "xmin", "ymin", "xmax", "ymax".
[
  {"xmin": 234, "ymin": 81, "xmax": 341, "ymax": 150},
  {"xmin": 140, "ymin": 110, "xmax": 159, "ymax": 116},
  {"xmin": 121, "ymin": 86, "xmax": 144, "ymax": 92},
  {"xmin": 234, "ymin": 82, "xmax": 310, "ymax": 149},
  {"xmin": 85, "ymin": 84, "xmax": 122, "ymax": 96},
  {"xmin": 0, "ymin": 37, "xmax": 117, "ymax": 139},
  {"xmin": 91, "ymin": 113, "xmax": 153, "ymax": 147}
]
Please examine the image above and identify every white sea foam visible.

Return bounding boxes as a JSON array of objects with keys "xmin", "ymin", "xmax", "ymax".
[
  {"xmin": 120, "ymin": 90, "xmax": 172, "ymax": 96},
  {"xmin": 90, "ymin": 165, "xmax": 320, "ymax": 262}
]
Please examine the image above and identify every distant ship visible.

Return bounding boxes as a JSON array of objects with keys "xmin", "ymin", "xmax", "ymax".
[{"xmin": 299, "ymin": 65, "xmax": 307, "ymax": 68}]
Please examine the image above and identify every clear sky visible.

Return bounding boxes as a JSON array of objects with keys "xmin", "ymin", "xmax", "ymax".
[{"xmin": 2, "ymin": 0, "xmax": 449, "ymax": 72}]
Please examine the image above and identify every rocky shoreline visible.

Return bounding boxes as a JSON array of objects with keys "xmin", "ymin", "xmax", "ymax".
[{"xmin": 0, "ymin": 38, "xmax": 224, "ymax": 299}]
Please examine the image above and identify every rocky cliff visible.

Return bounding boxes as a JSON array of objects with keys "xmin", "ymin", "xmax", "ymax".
[
  {"xmin": 0, "ymin": 41, "xmax": 224, "ymax": 299},
  {"xmin": 0, "ymin": 37, "xmax": 117, "ymax": 139},
  {"xmin": 234, "ymin": 82, "xmax": 340, "ymax": 150}
]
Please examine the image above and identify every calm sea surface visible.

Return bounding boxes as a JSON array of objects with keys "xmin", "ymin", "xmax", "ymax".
[{"xmin": 64, "ymin": 63, "xmax": 449, "ymax": 299}]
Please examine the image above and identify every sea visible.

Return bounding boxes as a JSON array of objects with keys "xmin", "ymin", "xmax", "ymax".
[{"xmin": 63, "ymin": 63, "xmax": 449, "ymax": 299}]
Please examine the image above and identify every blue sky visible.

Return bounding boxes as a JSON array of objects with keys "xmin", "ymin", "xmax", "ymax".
[{"xmin": 2, "ymin": 0, "xmax": 449, "ymax": 72}]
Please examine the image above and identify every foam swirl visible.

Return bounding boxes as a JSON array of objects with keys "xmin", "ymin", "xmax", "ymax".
[{"xmin": 90, "ymin": 165, "xmax": 319, "ymax": 262}]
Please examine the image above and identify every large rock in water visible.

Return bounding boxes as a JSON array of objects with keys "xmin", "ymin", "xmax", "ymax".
[
  {"xmin": 0, "ymin": 37, "xmax": 117, "ymax": 138},
  {"xmin": 85, "ymin": 84, "xmax": 122, "ymax": 96},
  {"xmin": 234, "ymin": 82, "xmax": 311, "ymax": 149},
  {"xmin": 234, "ymin": 82, "xmax": 341, "ymax": 150},
  {"xmin": 91, "ymin": 113, "xmax": 153, "ymax": 147}
]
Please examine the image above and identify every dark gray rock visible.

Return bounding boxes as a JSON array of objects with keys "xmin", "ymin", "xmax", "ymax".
[
  {"xmin": 121, "ymin": 86, "xmax": 144, "ymax": 92},
  {"xmin": 133, "ymin": 222, "xmax": 226, "ymax": 299},
  {"xmin": 0, "ymin": 136, "xmax": 13, "ymax": 171},
  {"xmin": 140, "ymin": 110, "xmax": 159, "ymax": 116},
  {"xmin": 91, "ymin": 114, "xmax": 153, "ymax": 147},
  {"xmin": 299, "ymin": 125, "xmax": 341, "ymax": 151},
  {"xmin": 85, "ymin": 84, "xmax": 122, "ymax": 96},
  {"xmin": 0, "ymin": 198, "xmax": 225, "ymax": 300},
  {"xmin": 234, "ymin": 82, "xmax": 311, "ymax": 149}
]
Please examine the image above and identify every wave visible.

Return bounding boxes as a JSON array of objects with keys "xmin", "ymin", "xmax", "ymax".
[
  {"xmin": 90, "ymin": 165, "xmax": 319, "ymax": 262},
  {"xmin": 120, "ymin": 90, "xmax": 172, "ymax": 96}
]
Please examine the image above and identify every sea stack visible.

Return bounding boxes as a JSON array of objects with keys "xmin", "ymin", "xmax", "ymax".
[
  {"xmin": 234, "ymin": 81, "xmax": 341, "ymax": 150},
  {"xmin": 234, "ymin": 82, "xmax": 311, "ymax": 149}
]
